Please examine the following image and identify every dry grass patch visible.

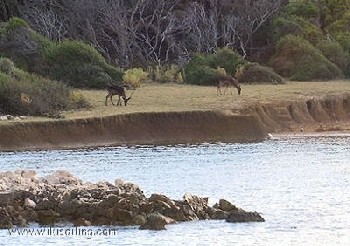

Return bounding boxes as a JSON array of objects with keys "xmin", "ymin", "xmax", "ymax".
[{"xmin": 60, "ymin": 81, "xmax": 350, "ymax": 120}]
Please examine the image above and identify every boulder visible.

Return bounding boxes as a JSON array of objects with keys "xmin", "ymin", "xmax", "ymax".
[
  {"xmin": 226, "ymin": 210, "xmax": 265, "ymax": 223},
  {"xmin": 73, "ymin": 218, "xmax": 92, "ymax": 226},
  {"xmin": 139, "ymin": 213, "xmax": 175, "ymax": 230},
  {"xmin": 216, "ymin": 199, "xmax": 238, "ymax": 212},
  {"xmin": 0, "ymin": 208, "xmax": 13, "ymax": 229}
]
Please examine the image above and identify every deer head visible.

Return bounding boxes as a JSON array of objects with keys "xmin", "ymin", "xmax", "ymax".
[{"xmin": 122, "ymin": 92, "xmax": 133, "ymax": 106}]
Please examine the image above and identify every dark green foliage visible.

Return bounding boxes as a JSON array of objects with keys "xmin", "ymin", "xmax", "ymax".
[
  {"xmin": 184, "ymin": 66, "xmax": 221, "ymax": 86},
  {"xmin": 42, "ymin": 40, "xmax": 124, "ymax": 88},
  {"xmin": 327, "ymin": 11, "xmax": 350, "ymax": 34},
  {"xmin": 0, "ymin": 69, "xmax": 70, "ymax": 116},
  {"xmin": 0, "ymin": 57, "xmax": 90, "ymax": 116},
  {"xmin": 0, "ymin": 57, "xmax": 15, "ymax": 74},
  {"xmin": 270, "ymin": 35, "xmax": 342, "ymax": 81},
  {"xmin": 332, "ymin": 33, "xmax": 350, "ymax": 77},
  {"xmin": 207, "ymin": 48, "xmax": 244, "ymax": 76},
  {"xmin": 317, "ymin": 40, "xmax": 349, "ymax": 73},
  {"xmin": 284, "ymin": 0, "xmax": 318, "ymax": 20},
  {"xmin": 0, "ymin": 19, "xmax": 123, "ymax": 89},
  {"xmin": 183, "ymin": 48, "xmax": 244, "ymax": 85},
  {"xmin": 2, "ymin": 17, "xmax": 28, "ymax": 33},
  {"xmin": 239, "ymin": 63, "xmax": 285, "ymax": 84},
  {"xmin": 273, "ymin": 16, "xmax": 323, "ymax": 45},
  {"xmin": 334, "ymin": 32, "xmax": 350, "ymax": 52}
]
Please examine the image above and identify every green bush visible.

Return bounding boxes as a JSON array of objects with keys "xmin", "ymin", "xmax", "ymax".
[
  {"xmin": 43, "ymin": 40, "xmax": 123, "ymax": 88},
  {"xmin": 238, "ymin": 63, "xmax": 285, "ymax": 84},
  {"xmin": 316, "ymin": 40, "xmax": 349, "ymax": 72},
  {"xmin": 208, "ymin": 48, "xmax": 244, "ymax": 76},
  {"xmin": 183, "ymin": 48, "xmax": 244, "ymax": 85},
  {"xmin": 3, "ymin": 17, "xmax": 28, "ymax": 33},
  {"xmin": 0, "ymin": 19, "xmax": 123, "ymax": 89},
  {"xmin": 184, "ymin": 66, "xmax": 221, "ymax": 86},
  {"xmin": 334, "ymin": 32, "xmax": 350, "ymax": 52},
  {"xmin": 0, "ymin": 57, "xmax": 15, "ymax": 75},
  {"xmin": 284, "ymin": 0, "xmax": 318, "ymax": 20},
  {"xmin": 332, "ymin": 33, "xmax": 350, "ymax": 77},
  {"xmin": 327, "ymin": 11, "xmax": 350, "ymax": 34},
  {"xmin": 0, "ymin": 64, "xmax": 89, "ymax": 116},
  {"xmin": 284, "ymin": 0, "xmax": 349, "ymax": 28},
  {"xmin": 273, "ymin": 16, "xmax": 323, "ymax": 45},
  {"xmin": 270, "ymin": 35, "xmax": 342, "ymax": 81}
]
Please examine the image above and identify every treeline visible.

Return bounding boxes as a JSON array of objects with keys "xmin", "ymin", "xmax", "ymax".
[
  {"xmin": 1, "ymin": 0, "xmax": 349, "ymax": 81},
  {"xmin": 0, "ymin": 0, "xmax": 287, "ymax": 67}
]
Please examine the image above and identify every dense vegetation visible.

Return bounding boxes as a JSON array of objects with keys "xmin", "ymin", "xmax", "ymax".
[
  {"xmin": 0, "ymin": 0, "xmax": 349, "ymax": 116},
  {"xmin": 0, "ymin": 57, "xmax": 88, "ymax": 116}
]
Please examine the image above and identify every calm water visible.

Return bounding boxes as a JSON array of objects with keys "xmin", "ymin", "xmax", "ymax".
[{"xmin": 0, "ymin": 135, "xmax": 350, "ymax": 245}]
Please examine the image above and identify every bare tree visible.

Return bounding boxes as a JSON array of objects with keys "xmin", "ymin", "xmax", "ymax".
[{"xmin": 5, "ymin": 0, "xmax": 285, "ymax": 67}]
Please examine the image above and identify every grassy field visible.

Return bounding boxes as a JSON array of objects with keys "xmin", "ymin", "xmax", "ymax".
[{"xmin": 61, "ymin": 81, "xmax": 350, "ymax": 119}]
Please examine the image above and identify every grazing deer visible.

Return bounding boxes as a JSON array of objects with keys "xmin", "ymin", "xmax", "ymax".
[
  {"xmin": 105, "ymin": 83, "xmax": 133, "ymax": 106},
  {"xmin": 216, "ymin": 75, "xmax": 241, "ymax": 95}
]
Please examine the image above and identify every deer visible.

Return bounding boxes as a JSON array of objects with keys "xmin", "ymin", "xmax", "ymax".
[
  {"xmin": 216, "ymin": 75, "xmax": 241, "ymax": 95},
  {"xmin": 105, "ymin": 83, "xmax": 133, "ymax": 106},
  {"xmin": 216, "ymin": 66, "xmax": 244, "ymax": 96}
]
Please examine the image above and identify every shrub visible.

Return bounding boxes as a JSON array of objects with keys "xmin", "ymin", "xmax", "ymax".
[
  {"xmin": 148, "ymin": 65, "xmax": 183, "ymax": 83},
  {"xmin": 3, "ymin": 17, "xmax": 28, "ymax": 33},
  {"xmin": 43, "ymin": 40, "xmax": 124, "ymax": 88},
  {"xmin": 208, "ymin": 48, "xmax": 244, "ymax": 76},
  {"xmin": 333, "ymin": 32, "xmax": 350, "ymax": 77},
  {"xmin": 0, "ymin": 57, "xmax": 15, "ymax": 75},
  {"xmin": 273, "ymin": 16, "xmax": 323, "ymax": 45},
  {"xmin": 238, "ymin": 63, "xmax": 285, "ymax": 84},
  {"xmin": 184, "ymin": 65, "xmax": 221, "ymax": 86},
  {"xmin": 69, "ymin": 91, "xmax": 91, "ymax": 109},
  {"xmin": 270, "ymin": 35, "xmax": 342, "ymax": 81},
  {"xmin": 183, "ymin": 48, "xmax": 244, "ymax": 85},
  {"xmin": 284, "ymin": 0, "xmax": 318, "ymax": 20},
  {"xmin": 316, "ymin": 40, "xmax": 349, "ymax": 72},
  {"xmin": 327, "ymin": 11, "xmax": 350, "ymax": 34},
  {"xmin": 0, "ymin": 64, "xmax": 88, "ymax": 116},
  {"xmin": 0, "ymin": 19, "xmax": 123, "ymax": 89},
  {"xmin": 123, "ymin": 68, "xmax": 148, "ymax": 87}
]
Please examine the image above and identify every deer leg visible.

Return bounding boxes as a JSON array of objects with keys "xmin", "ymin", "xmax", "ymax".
[
  {"xmin": 105, "ymin": 95, "xmax": 109, "ymax": 106},
  {"xmin": 223, "ymin": 85, "xmax": 228, "ymax": 95},
  {"xmin": 117, "ymin": 96, "xmax": 122, "ymax": 106},
  {"xmin": 110, "ymin": 95, "xmax": 115, "ymax": 106}
]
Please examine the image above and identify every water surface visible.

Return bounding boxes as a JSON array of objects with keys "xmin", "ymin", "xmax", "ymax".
[{"xmin": 0, "ymin": 136, "xmax": 349, "ymax": 245}]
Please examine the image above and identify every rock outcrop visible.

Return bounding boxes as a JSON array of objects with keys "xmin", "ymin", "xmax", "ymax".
[{"xmin": 0, "ymin": 170, "xmax": 264, "ymax": 230}]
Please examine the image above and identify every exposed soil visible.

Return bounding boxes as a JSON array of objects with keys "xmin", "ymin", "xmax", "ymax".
[{"xmin": 0, "ymin": 83, "xmax": 350, "ymax": 151}]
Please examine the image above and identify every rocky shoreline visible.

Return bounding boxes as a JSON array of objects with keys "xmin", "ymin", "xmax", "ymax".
[{"xmin": 0, "ymin": 170, "xmax": 264, "ymax": 230}]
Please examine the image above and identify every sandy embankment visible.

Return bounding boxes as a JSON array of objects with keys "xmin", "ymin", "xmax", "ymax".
[{"xmin": 0, "ymin": 93, "xmax": 349, "ymax": 151}]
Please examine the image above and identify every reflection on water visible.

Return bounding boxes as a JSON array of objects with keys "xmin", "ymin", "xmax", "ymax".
[{"xmin": 1, "ymin": 136, "xmax": 350, "ymax": 245}]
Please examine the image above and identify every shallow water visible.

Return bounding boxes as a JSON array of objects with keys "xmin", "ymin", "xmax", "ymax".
[{"xmin": 1, "ymin": 136, "xmax": 350, "ymax": 245}]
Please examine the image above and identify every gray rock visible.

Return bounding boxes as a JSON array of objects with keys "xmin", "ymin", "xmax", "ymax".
[
  {"xmin": 226, "ymin": 210, "xmax": 265, "ymax": 223},
  {"xmin": 139, "ymin": 213, "xmax": 175, "ymax": 230}
]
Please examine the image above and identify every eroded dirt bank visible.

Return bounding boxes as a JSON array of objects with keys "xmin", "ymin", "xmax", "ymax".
[
  {"xmin": 0, "ymin": 93, "xmax": 349, "ymax": 151},
  {"xmin": 0, "ymin": 111, "xmax": 266, "ymax": 151},
  {"xmin": 247, "ymin": 93, "xmax": 350, "ymax": 133}
]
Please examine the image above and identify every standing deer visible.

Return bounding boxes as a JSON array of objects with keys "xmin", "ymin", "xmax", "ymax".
[
  {"xmin": 216, "ymin": 66, "xmax": 244, "ymax": 96},
  {"xmin": 216, "ymin": 75, "xmax": 241, "ymax": 95},
  {"xmin": 105, "ymin": 83, "xmax": 133, "ymax": 106}
]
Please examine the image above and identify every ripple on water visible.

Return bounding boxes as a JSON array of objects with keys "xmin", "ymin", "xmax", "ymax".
[{"xmin": 1, "ymin": 136, "xmax": 350, "ymax": 245}]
